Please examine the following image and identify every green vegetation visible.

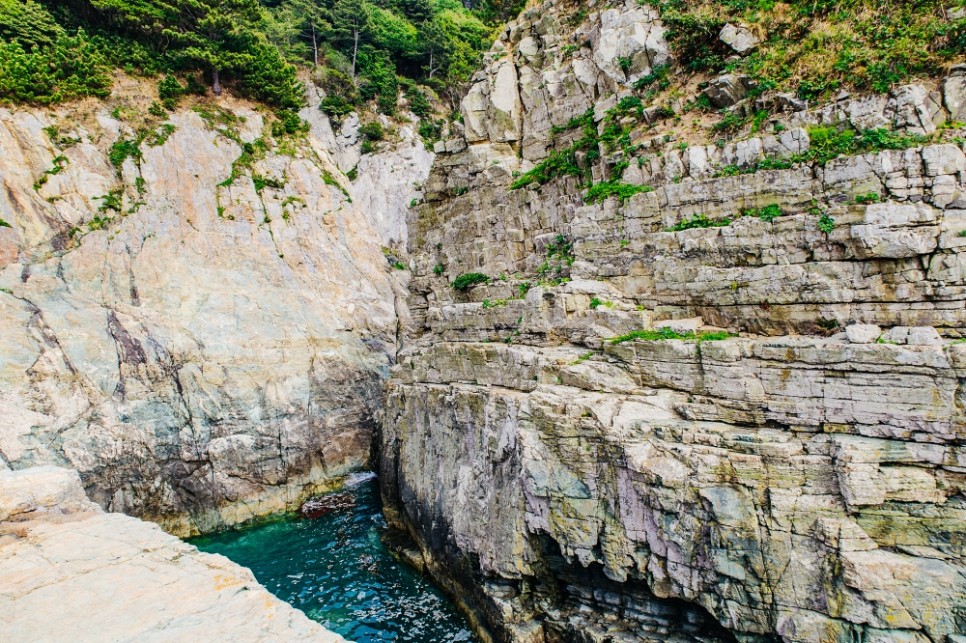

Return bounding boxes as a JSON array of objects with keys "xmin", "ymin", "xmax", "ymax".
[
  {"xmin": 433, "ymin": 263, "xmax": 445, "ymax": 275},
  {"xmin": 43, "ymin": 125, "xmax": 81, "ymax": 148},
  {"xmin": 536, "ymin": 234, "xmax": 575, "ymax": 285},
  {"xmin": 715, "ymin": 126, "xmax": 933, "ymax": 177},
  {"xmin": 609, "ymin": 327, "xmax": 734, "ymax": 344},
  {"xmin": 853, "ymin": 192, "xmax": 881, "ymax": 204},
  {"xmin": 109, "ymin": 138, "xmax": 142, "ymax": 168},
  {"xmin": 584, "ymin": 181, "xmax": 653, "ymax": 204},
  {"xmin": 451, "ymin": 272, "xmax": 489, "ymax": 291},
  {"xmin": 0, "ymin": 218, "xmax": 11, "ymax": 228},
  {"xmin": 817, "ymin": 212, "xmax": 836, "ymax": 233},
  {"xmin": 481, "ymin": 298, "xmax": 508, "ymax": 308},
  {"xmin": 667, "ymin": 212, "xmax": 732, "ymax": 231},
  {"xmin": 958, "ymin": 230, "xmax": 966, "ymax": 238},
  {"xmin": 741, "ymin": 203, "xmax": 782, "ymax": 222},
  {"xmin": 145, "ymin": 123, "xmax": 176, "ymax": 147},
  {"xmin": 512, "ymin": 98, "xmax": 669, "ymax": 201},
  {"xmin": 589, "ymin": 297, "xmax": 613, "ymax": 309},
  {"xmin": 647, "ymin": 0, "xmax": 965, "ymax": 101},
  {"xmin": 96, "ymin": 189, "xmax": 123, "ymax": 212},
  {"xmin": 33, "ymin": 154, "xmax": 69, "ymax": 190},
  {"xmin": 359, "ymin": 121, "xmax": 385, "ymax": 154},
  {"xmin": 0, "ymin": 0, "xmax": 299, "ymax": 107},
  {"xmin": 0, "ymin": 0, "xmax": 498, "ymax": 132}
]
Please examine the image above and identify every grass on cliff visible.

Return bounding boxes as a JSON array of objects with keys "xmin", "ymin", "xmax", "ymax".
[
  {"xmin": 646, "ymin": 0, "xmax": 966, "ymax": 101},
  {"xmin": 610, "ymin": 328, "xmax": 735, "ymax": 344}
]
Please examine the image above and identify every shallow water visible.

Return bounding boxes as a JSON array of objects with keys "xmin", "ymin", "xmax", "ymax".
[{"xmin": 191, "ymin": 474, "xmax": 477, "ymax": 643}]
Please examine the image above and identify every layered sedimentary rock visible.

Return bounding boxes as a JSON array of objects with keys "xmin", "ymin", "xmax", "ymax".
[
  {"xmin": 382, "ymin": 1, "xmax": 966, "ymax": 641},
  {"xmin": 0, "ymin": 465, "xmax": 343, "ymax": 641},
  {"xmin": 0, "ymin": 76, "xmax": 431, "ymax": 535}
]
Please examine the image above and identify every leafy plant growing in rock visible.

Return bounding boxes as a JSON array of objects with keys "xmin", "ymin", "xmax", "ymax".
[
  {"xmin": 96, "ymin": 189, "xmax": 123, "ymax": 213},
  {"xmin": 853, "ymin": 192, "xmax": 881, "ymax": 204},
  {"xmin": 33, "ymin": 154, "xmax": 69, "ymax": 190},
  {"xmin": 817, "ymin": 212, "xmax": 835, "ymax": 233},
  {"xmin": 609, "ymin": 327, "xmax": 734, "ymax": 344},
  {"xmin": 584, "ymin": 181, "xmax": 653, "ymax": 204},
  {"xmin": 0, "ymin": 218, "xmax": 11, "ymax": 228},
  {"xmin": 451, "ymin": 272, "xmax": 489, "ymax": 291},
  {"xmin": 741, "ymin": 204, "xmax": 782, "ymax": 222},
  {"xmin": 647, "ymin": 0, "xmax": 966, "ymax": 100},
  {"xmin": 667, "ymin": 212, "xmax": 731, "ymax": 231}
]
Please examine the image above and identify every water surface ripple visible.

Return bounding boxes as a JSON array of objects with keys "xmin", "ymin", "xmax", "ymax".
[{"xmin": 192, "ymin": 474, "xmax": 476, "ymax": 642}]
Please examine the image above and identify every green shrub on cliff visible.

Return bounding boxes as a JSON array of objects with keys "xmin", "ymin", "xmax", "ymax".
[
  {"xmin": 609, "ymin": 328, "xmax": 734, "ymax": 344},
  {"xmin": 451, "ymin": 272, "xmax": 489, "ymax": 291},
  {"xmin": 646, "ymin": 0, "xmax": 965, "ymax": 100},
  {"xmin": 0, "ymin": 0, "xmax": 111, "ymax": 104}
]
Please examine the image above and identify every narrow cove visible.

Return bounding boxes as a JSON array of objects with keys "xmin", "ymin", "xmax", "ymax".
[{"xmin": 190, "ymin": 474, "xmax": 477, "ymax": 642}]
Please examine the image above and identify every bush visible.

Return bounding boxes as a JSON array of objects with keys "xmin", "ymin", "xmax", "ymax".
[
  {"xmin": 272, "ymin": 109, "xmax": 309, "ymax": 137},
  {"xmin": 451, "ymin": 272, "xmax": 489, "ymax": 291},
  {"xmin": 0, "ymin": 32, "xmax": 111, "ymax": 105},
  {"xmin": 359, "ymin": 121, "xmax": 385, "ymax": 141},
  {"xmin": 609, "ymin": 327, "xmax": 734, "ymax": 344},
  {"xmin": 667, "ymin": 213, "xmax": 731, "ymax": 231},
  {"xmin": 158, "ymin": 74, "xmax": 184, "ymax": 109}
]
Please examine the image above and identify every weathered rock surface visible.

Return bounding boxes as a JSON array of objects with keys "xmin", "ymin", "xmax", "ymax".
[
  {"xmin": 719, "ymin": 23, "xmax": 760, "ymax": 55},
  {"xmin": 0, "ymin": 76, "xmax": 431, "ymax": 535},
  {"xmin": 382, "ymin": 0, "xmax": 966, "ymax": 641},
  {"xmin": 0, "ymin": 466, "xmax": 343, "ymax": 641}
]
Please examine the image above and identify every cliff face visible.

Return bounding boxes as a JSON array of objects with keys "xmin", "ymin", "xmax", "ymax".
[
  {"xmin": 0, "ymin": 76, "xmax": 431, "ymax": 536},
  {"xmin": 0, "ymin": 465, "xmax": 344, "ymax": 641},
  {"xmin": 382, "ymin": 1, "xmax": 966, "ymax": 641}
]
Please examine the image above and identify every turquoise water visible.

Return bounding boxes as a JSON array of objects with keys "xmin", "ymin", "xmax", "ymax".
[{"xmin": 191, "ymin": 474, "xmax": 477, "ymax": 643}]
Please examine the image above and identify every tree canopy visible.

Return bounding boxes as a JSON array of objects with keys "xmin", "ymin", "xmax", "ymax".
[{"xmin": 0, "ymin": 0, "xmax": 508, "ymax": 113}]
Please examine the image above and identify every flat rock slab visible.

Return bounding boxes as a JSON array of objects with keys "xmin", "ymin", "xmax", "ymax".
[{"xmin": 0, "ymin": 467, "xmax": 343, "ymax": 642}]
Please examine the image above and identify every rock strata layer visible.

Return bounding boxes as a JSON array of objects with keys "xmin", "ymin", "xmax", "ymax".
[
  {"xmin": 0, "ymin": 466, "xmax": 344, "ymax": 642},
  {"xmin": 382, "ymin": 1, "xmax": 966, "ymax": 641}
]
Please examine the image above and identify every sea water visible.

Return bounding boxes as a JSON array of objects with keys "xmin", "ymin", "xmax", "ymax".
[{"xmin": 191, "ymin": 474, "xmax": 477, "ymax": 643}]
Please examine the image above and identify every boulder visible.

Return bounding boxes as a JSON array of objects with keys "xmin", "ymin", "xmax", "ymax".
[
  {"xmin": 845, "ymin": 323, "xmax": 881, "ymax": 344},
  {"xmin": 719, "ymin": 23, "xmax": 760, "ymax": 54},
  {"xmin": 704, "ymin": 74, "xmax": 753, "ymax": 108}
]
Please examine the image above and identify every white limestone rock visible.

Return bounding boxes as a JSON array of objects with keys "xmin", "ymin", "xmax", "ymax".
[
  {"xmin": 846, "ymin": 323, "xmax": 881, "ymax": 344},
  {"xmin": 719, "ymin": 23, "xmax": 760, "ymax": 54}
]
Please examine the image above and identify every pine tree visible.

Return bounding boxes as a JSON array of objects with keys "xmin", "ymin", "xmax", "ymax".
[
  {"xmin": 330, "ymin": 0, "xmax": 372, "ymax": 81},
  {"xmin": 90, "ymin": 0, "xmax": 263, "ymax": 95}
]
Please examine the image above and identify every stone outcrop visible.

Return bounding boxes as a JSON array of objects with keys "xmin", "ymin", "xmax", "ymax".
[
  {"xmin": 0, "ymin": 75, "xmax": 432, "ymax": 536},
  {"xmin": 0, "ymin": 465, "xmax": 344, "ymax": 641},
  {"xmin": 381, "ymin": 1, "xmax": 966, "ymax": 641}
]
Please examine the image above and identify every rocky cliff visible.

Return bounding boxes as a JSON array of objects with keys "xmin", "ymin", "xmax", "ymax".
[
  {"xmin": 381, "ymin": 1, "xmax": 966, "ymax": 641},
  {"xmin": 0, "ymin": 75, "xmax": 431, "ymax": 536},
  {"xmin": 0, "ymin": 465, "xmax": 344, "ymax": 641}
]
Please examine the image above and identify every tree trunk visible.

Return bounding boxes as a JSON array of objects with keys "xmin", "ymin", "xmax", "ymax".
[
  {"xmin": 212, "ymin": 68, "xmax": 222, "ymax": 96},
  {"xmin": 312, "ymin": 23, "xmax": 319, "ymax": 67},
  {"xmin": 352, "ymin": 29, "xmax": 359, "ymax": 82}
]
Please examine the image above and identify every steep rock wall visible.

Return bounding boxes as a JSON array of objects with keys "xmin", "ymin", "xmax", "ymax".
[
  {"xmin": 383, "ymin": 1, "xmax": 966, "ymax": 641},
  {"xmin": 0, "ymin": 76, "xmax": 431, "ymax": 535}
]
